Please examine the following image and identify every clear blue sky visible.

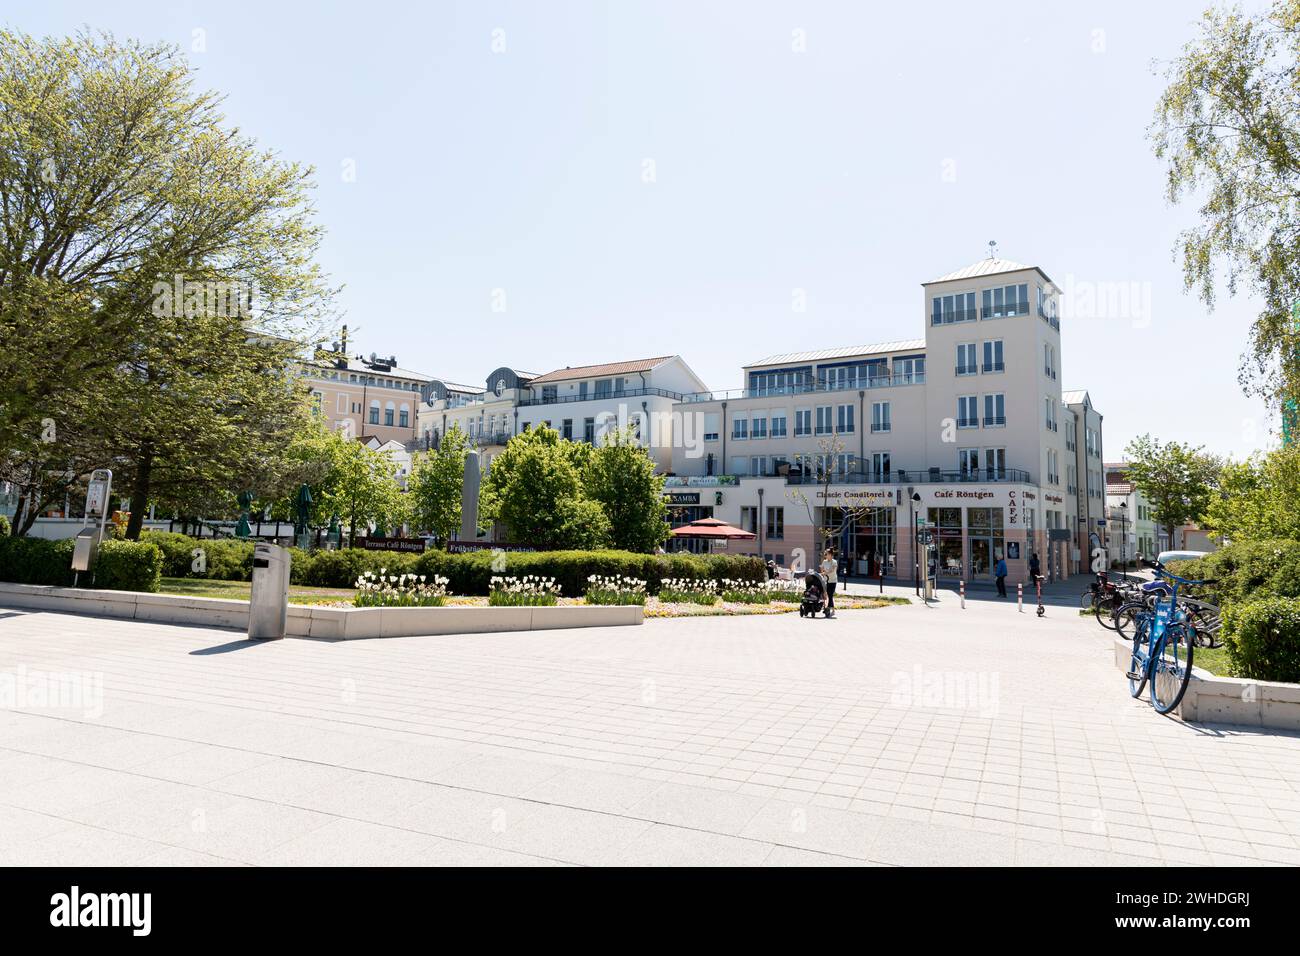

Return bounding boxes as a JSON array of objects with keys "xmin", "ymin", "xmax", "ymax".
[{"xmin": 12, "ymin": 0, "xmax": 1275, "ymax": 460}]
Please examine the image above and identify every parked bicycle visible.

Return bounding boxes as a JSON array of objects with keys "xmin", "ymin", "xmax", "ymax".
[
  {"xmin": 1081, "ymin": 571, "xmax": 1145, "ymax": 631},
  {"xmin": 1116, "ymin": 559, "xmax": 1216, "ymax": 714}
]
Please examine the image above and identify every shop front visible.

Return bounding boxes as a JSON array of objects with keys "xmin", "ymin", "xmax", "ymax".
[
  {"xmin": 814, "ymin": 487, "xmax": 898, "ymax": 578},
  {"xmin": 910, "ymin": 483, "xmax": 1038, "ymax": 585}
]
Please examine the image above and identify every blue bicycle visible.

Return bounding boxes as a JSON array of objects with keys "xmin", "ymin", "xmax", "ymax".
[{"xmin": 1116, "ymin": 559, "xmax": 1214, "ymax": 715}]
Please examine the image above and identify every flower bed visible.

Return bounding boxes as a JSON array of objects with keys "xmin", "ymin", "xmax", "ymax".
[
  {"xmin": 353, "ymin": 570, "xmax": 449, "ymax": 608},
  {"xmin": 585, "ymin": 574, "xmax": 647, "ymax": 606},
  {"xmin": 488, "ymin": 575, "xmax": 561, "ymax": 607}
]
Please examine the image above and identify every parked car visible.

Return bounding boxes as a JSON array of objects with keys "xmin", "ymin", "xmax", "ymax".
[{"xmin": 1156, "ymin": 549, "xmax": 1208, "ymax": 565}]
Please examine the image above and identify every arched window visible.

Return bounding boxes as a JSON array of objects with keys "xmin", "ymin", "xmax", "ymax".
[
  {"xmin": 368, "ymin": 399, "xmax": 380, "ymax": 425},
  {"xmin": 399, "ymin": 403, "xmax": 410, "ymax": 428},
  {"xmin": 384, "ymin": 401, "xmax": 395, "ymax": 427}
]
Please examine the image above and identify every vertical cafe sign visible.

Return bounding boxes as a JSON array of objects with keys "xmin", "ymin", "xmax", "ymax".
[{"xmin": 1006, "ymin": 489, "xmax": 1019, "ymax": 527}]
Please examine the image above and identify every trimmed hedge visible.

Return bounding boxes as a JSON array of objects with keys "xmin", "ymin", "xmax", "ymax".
[
  {"xmin": 1221, "ymin": 598, "xmax": 1300, "ymax": 684},
  {"xmin": 90, "ymin": 532, "xmax": 769, "ymax": 595},
  {"xmin": 0, "ymin": 536, "xmax": 163, "ymax": 592},
  {"xmin": 93, "ymin": 540, "xmax": 164, "ymax": 593}
]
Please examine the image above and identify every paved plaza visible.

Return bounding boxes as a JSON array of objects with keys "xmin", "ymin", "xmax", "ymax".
[{"xmin": 1, "ymin": 588, "xmax": 1298, "ymax": 867}]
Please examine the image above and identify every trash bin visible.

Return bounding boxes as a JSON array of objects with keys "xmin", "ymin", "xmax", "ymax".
[
  {"xmin": 70, "ymin": 527, "xmax": 102, "ymax": 586},
  {"xmin": 248, "ymin": 542, "xmax": 290, "ymax": 640}
]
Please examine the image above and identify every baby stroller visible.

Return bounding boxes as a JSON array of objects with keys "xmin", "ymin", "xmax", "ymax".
[{"xmin": 799, "ymin": 571, "xmax": 830, "ymax": 618}]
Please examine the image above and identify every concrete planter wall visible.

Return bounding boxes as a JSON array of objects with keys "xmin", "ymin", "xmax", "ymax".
[
  {"xmin": 1111, "ymin": 636, "xmax": 1300, "ymax": 731},
  {"xmin": 0, "ymin": 582, "xmax": 641, "ymax": 639}
]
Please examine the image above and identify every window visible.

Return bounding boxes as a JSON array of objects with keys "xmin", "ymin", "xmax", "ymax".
[
  {"xmin": 579, "ymin": 382, "xmax": 589, "ymax": 400},
  {"xmin": 982, "ymin": 340, "xmax": 1004, "ymax": 372},
  {"xmin": 542, "ymin": 385, "xmax": 557, "ymax": 403},
  {"xmin": 770, "ymin": 411, "xmax": 787, "ymax": 438},
  {"xmin": 583, "ymin": 417, "xmax": 596, "ymax": 443},
  {"xmin": 739, "ymin": 507, "xmax": 758, "ymax": 533},
  {"xmin": 766, "ymin": 507, "xmax": 784, "ymax": 540},
  {"xmin": 399, "ymin": 406, "xmax": 410, "ymax": 428},
  {"xmin": 983, "ymin": 393, "xmax": 1005, "ymax": 426},
  {"xmin": 1047, "ymin": 449, "xmax": 1059, "ymax": 485},
  {"xmin": 871, "ymin": 401, "xmax": 891, "ymax": 433},
  {"xmin": 959, "ymin": 449, "xmax": 980, "ymax": 477},
  {"xmin": 815, "ymin": 406, "xmax": 833, "ymax": 436},
  {"xmin": 893, "ymin": 355, "xmax": 925, "ymax": 384},
  {"xmin": 871, "ymin": 451, "xmax": 891, "ymax": 479},
  {"xmin": 703, "ymin": 412, "xmax": 720, "ymax": 441},
  {"xmin": 311, "ymin": 391, "xmax": 323, "ymax": 415},
  {"xmin": 750, "ymin": 368, "xmax": 813, "ymax": 396},
  {"xmin": 384, "ymin": 402, "xmax": 395, "ymax": 426},
  {"xmin": 1045, "ymin": 398, "xmax": 1057, "ymax": 431},
  {"xmin": 795, "ymin": 409, "xmax": 812, "ymax": 437},
  {"xmin": 932, "ymin": 291, "xmax": 978, "ymax": 324},
  {"xmin": 595, "ymin": 379, "xmax": 612, "ymax": 398},
  {"xmin": 985, "ymin": 448, "xmax": 1006, "ymax": 479},
  {"xmin": 750, "ymin": 456, "xmax": 767, "ymax": 476},
  {"xmin": 368, "ymin": 402, "xmax": 380, "ymax": 425},
  {"xmin": 981, "ymin": 283, "xmax": 1029, "ymax": 318},
  {"xmin": 752, "ymin": 415, "xmax": 767, "ymax": 439},
  {"xmin": 836, "ymin": 404, "xmax": 854, "ymax": 434},
  {"xmin": 562, "ymin": 419, "xmax": 573, "ymax": 440},
  {"xmin": 956, "ymin": 343, "xmax": 977, "ymax": 375},
  {"xmin": 732, "ymin": 418, "xmax": 748, "ymax": 440},
  {"xmin": 958, "ymin": 395, "xmax": 978, "ymax": 428},
  {"xmin": 1043, "ymin": 343, "xmax": 1056, "ymax": 378}
]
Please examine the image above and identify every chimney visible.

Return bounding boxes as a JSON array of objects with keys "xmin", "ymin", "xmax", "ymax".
[{"xmin": 340, "ymin": 324, "xmax": 349, "ymax": 354}]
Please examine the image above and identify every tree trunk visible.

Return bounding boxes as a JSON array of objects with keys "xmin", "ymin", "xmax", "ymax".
[{"xmin": 125, "ymin": 448, "xmax": 153, "ymax": 540}]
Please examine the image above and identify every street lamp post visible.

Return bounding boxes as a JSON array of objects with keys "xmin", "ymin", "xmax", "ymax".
[
  {"xmin": 1120, "ymin": 500, "xmax": 1129, "ymax": 581},
  {"xmin": 909, "ymin": 491, "xmax": 922, "ymax": 596}
]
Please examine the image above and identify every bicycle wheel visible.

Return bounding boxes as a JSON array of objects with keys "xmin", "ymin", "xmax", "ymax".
[
  {"xmin": 1095, "ymin": 593, "xmax": 1121, "ymax": 630},
  {"xmin": 1150, "ymin": 623, "xmax": 1194, "ymax": 714},
  {"xmin": 1186, "ymin": 606, "xmax": 1221, "ymax": 648},
  {"xmin": 1119, "ymin": 604, "xmax": 1150, "ymax": 698},
  {"xmin": 1113, "ymin": 601, "xmax": 1146, "ymax": 643}
]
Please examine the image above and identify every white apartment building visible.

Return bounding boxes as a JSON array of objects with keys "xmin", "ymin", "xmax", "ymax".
[
  {"xmin": 668, "ymin": 256, "xmax": 1100, "ymax": 585},
  {"xmin": 418, "ymin": 356, "xmax": 709, "ymax": 473},
  {"xmin": 1064, "ymin": 389, "xmax": 1107, "ymax": 570}
]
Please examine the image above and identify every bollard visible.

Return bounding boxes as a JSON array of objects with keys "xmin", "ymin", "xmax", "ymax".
[
  {"xmin": 1017, "ymin": 582, "xmax": 1023, "ymax": 613},
  {"xmin": 960, "ymin": 580, "xmax": 965, "ymax": 609}
]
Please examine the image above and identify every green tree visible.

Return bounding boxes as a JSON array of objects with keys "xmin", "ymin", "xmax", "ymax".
[
  {"xmin": 1151, "ymin": 1, "xmax": 1300, "ymax": 407},
  {"xmin": 408, "ymin": 425, "xmax": 471, "ymax": 544},
  {"xmin": 1202, "ymin": 445, "xmax": 1300, "ymax": 542},
  {"xmin": 317, "ymin": 437, "xmax": 404, "ymax": 544},
  {"xmin": 584, "ymin": 427, "xmax": 669, "ymax": 552},
  {"xmin": 481, "ymin": 427, "xmax": 610, "ymax": 549},
  {"xmin": 1123, "ymin": 435, "xmax": 1223, "ymax": 544},
  {"xmin": 0, "ymin": 30, "xmax": 334, "ymax": 535}
]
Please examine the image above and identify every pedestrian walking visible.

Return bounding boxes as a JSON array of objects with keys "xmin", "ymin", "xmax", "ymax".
[
  {"xmin": 995, "ymin": 555, "xmax": 1008, "ymax": 597},
  {"xmin": 820, "ymin": 549, "xmax": 838, "ymax": 617}
]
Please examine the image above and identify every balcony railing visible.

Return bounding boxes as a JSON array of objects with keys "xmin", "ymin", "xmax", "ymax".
[
  {"xmin": 517, "ymin": 386, "xmax": 683, "ymax": 408},
  {"xmin": 957, "ymin": 417, "xmax": 979, "ymax": 428},
  {"xmin": 956, "ymin": 365, "xmax": 978, "ymax": 376},
  {"xmin": 871, "ymin": 423, "xmax": 891, "ymax": 433},
  {"xmin": 681, "ymin": 373, "xmax": 926, "ymax": 403},
  {"xmin": 982, "ymin": 362, "xmax": 1004, "ymax": 373},
  {"xmin": 931, "ymin": 308, "xmax": 979, "ymax": 325},
  {"xmin": 982, "ymin": 303, "xmax": 1030, "ymax": 319},
  {"xmin": 983, "ymin": 416, "xmax": 1006, "ymax": 427}
]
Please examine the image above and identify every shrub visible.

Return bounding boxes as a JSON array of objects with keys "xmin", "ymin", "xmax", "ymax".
[
  {"xmin": 0, "ymin": 536, "xmax": 161, "ymax": 592},
  {"xmin": 141, "ymin": 531, "xmax": 204, "ymax": 577},
  {"xmin": 585, "ymin": 574, "xmax": 647, "ymax": 606},
  {"xmin": 353, "ymin": 570, "xmax": 448, "ymax": 607},
  {"xmin": 95, "ymin": 541, "xmax": 164, "ymax": 593},
  {"xmin": 488, "ymin": 575, "xmax": 560, "ymax": 606},
  {"xmin": 1168, "ymin": 540, "xmax": 1300, "ymax": 607},
  {"xmin": 294, "ymin": 548, "xmax": 420, "ymax": 588},
  {"xmin": 1221, "ymin": 597, "xmax": 1300, "ymax": 683},
  {"xmin": 0, "ymin": 514, "xmax": 10, "ymax": 537},
  {"xmin": 0, "ymin": 536, "xmax": 74, "ymax": 585}
]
